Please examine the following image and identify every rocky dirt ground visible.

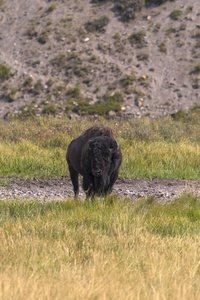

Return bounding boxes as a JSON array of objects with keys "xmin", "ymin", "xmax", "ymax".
[
  {"xmin": 0, "ymin": 177, "xmax": 200, "ymax": 202},
  {"xmin": 0, "ymin": 0, "xmax": 200, "ymax": 119}
]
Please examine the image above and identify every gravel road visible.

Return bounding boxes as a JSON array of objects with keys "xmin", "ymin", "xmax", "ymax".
[{"xmin": 0, "ymin": 177, "xmax": 200, "ymax": 202}]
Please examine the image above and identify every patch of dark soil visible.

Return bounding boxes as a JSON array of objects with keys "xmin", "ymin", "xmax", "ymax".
[{"xmin": 0, "ymin": 177, "xmax": 199, "ymax": 202}]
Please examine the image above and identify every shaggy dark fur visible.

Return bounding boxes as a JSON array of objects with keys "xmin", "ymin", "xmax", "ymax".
[{"xmin": 66, "ymin": 124, "xmax": 122, "ymax": 197}]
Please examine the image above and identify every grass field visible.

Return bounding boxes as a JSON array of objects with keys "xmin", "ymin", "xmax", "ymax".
[
  {"xmin": 0, "ymin": 113, "xmax": 200, "ymax": 180},
  {"xmin": 0, "ymin": 194, "xmax": 200, "ymax": 300},
  {"xmin": 0, "ymin": 113, "xmax": 200, "ymax": 299}
]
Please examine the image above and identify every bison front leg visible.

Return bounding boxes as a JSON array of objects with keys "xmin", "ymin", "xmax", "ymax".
[
  {"xmin": 106, "ymin": 171, "xmax": 119, "ymax": 193},
  {"xmin": 83, "ymin": 175, "xmax": 94, "ymax": 198},
  {"xmin": 68, "ymin": 164, "xmax": 79, "ymax": 197}
]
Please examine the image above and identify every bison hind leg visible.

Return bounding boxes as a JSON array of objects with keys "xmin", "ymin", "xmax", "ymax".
[{"xmin": 68, "ymin": 164, "xmax": 79, "ymax": 197}]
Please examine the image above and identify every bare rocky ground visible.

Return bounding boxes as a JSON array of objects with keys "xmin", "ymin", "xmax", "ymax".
[
  {"xmin": 0, "ymin": 177, "xmax": 200, "ymax": 202},
  {"xmin": 0, "ymin": 0, "xmax": 200, "ymax": 119}
]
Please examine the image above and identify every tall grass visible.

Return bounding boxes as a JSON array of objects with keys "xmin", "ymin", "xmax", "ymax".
[
  {"xmin": 0, "ymin": 115, "xmax": 200, "ymax": 179},
  {"xmin": 0, "ymin": 194, "xmax": 200, "ymax": 299}
]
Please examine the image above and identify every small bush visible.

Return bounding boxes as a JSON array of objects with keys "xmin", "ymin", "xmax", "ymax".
[
  {"xmin": 121, "ymin": 74, "xmax": 137, "ymax": 87},
  {"xmin": 51, "ymin": 53, "xmax": 66, "ymax": 71},
  {"xmin": 0, "ymin": 64, "xmax": 11, "ymax": 81},
  {"xmin": 116, "ymin": 0, "xmax": 145, "ymax": 21},
  {"xmin": 159, "ymin": 41, "xmax": 167, "ymax": 53},
  {"xmin": 38, "ymin": 31, "xmax": 49, "ymax": 44},
  {"xmin": 42, "ymin": 105, "xmax": 58, "ymax": 116},
  {"xmin": 26, "ymin": 25, "xmax": 38, "ymax": 39},
  {"xmin": 19, "ymin": 105, "xmax": 37, "ymax": 119},
  {"xmin": 23, "ymin": 76, "xmax": 33, "ymax": 87},
  {"xmin": 66, "ymin": 84, "xmax": 81, "ymax": 98},
  {"xmin": 8, "ymin": 88, "xmax": 18, "ymax": 102},
  {"xmin": 85, "ymin": 16, "xmax": 110, "ymax": 33},
  {"xmin": 33, "ymin": 80, "xmax": 43, "ymax": 95},
  {"xmin": 47, "ymin": 4, "xmax": 56, "ymax": 13},
  {"xmin": 147, "ymin": 0, "xmax": 175, "ymax": 4},
  {"xmin": 171, "ymin": 110, "xmax": 187, "ymax": 121},
  {"xmin": 193, "ymin": 64, "xmax": 200, "ymax": 73},
  {"xmin": 129, "ymin": 30, "xmax": 146, "ymax": 48},
  {"xmin": 170, "ymin": 9, "xmax": 183, "ymax": 20}
]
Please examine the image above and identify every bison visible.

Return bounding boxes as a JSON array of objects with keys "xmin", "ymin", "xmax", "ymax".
[{"xmin": 66, "ymin": 124, "xmax": 122, "ymax": 197}]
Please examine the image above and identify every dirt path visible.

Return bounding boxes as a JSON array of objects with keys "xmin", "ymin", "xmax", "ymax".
[{"xmin": 0, "ymin": 177, "xmax": 199, "ymax": 202}]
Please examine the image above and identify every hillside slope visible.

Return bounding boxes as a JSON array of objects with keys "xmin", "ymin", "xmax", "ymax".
[{"xmin": 0, "ymin": 0, "xmax": 200, "ymax": 119}]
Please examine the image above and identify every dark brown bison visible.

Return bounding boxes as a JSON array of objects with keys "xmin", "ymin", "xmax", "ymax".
[{"xmin": 66, "ymin": 124, "xmax": 122, "ymax": 197}]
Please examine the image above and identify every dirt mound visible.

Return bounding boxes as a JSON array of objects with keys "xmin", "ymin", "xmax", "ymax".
[
  {"xmin": 0, "ymin": 0, "xmax": 200, "ymax": 119},
  {"xmin": 0, "ymin": 177, "xmax": 199, "ymax": 201}
]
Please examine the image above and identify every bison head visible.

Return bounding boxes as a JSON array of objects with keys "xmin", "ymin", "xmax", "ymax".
[{"xmin": 87, "ymin": 136, "xmax": 119, "ymax": 192}]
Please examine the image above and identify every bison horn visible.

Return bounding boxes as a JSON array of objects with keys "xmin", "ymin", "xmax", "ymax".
[{"xmin": 110, "ymin": 140, "xmax": 119, "ymax": 153}]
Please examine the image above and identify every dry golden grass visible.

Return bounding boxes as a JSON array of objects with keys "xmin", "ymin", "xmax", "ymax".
[{"xmin": 0, "ymin": 196, "xmax": 200, "ymax": 299}]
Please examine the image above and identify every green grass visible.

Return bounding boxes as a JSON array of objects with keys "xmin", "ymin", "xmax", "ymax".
[
  {"xmin": 0, "ymin": 63, "xmax": 11, "ymax": 81},
  {"xmin": 0, "ymin": 194, "xmax": 200, "ymax": 299},
  {"xmin": 0, "ymin": 115, "xmax": 200, "ymax": 179}
]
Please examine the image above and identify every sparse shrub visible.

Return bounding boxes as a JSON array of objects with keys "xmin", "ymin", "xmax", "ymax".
[
  {"xmin": 153, "ymin": 23, "xmax": 161, "ymax": 32},
  {"xmin": 129, "ymin": 30, "xmax": 146, "ymax": 48},
  {"xmin": 179, "ymin": 23, "xmax": 186, "ymax": 30},
  {"xmin": 19, "ymin": 105, "xmax": 37, "ymax": 119},
  {"xmin": 46, "ymin": 78, "xmax": 55, "ymax": 89},
  {"xmin": 8, "ymin": 88, "xmax": 18, "ymax": 102},
  {"xmin": 159, "ymin": 41, "xmax": 167, "ymax": 53},
  {"xmin": 66, "ymin": 84, "xmax": 81, "ymax": 98},
  {"xmin": 191, "ymin": 75, "xmax": 200, "ymax": 89},
  {"xmin": 74, "ymin": 65, "xmax": 89, "ymax": 77},
  {"xmin": 170, "ymin": 9, "xmax": 183, "ymax": 20},
  {"xmin": 53, "ymin": 85, "xmax": 65, "ymax": 96},
  {"xmin": 116, "ymin": 0, "xmax": 145, "ymax": 21},
  {"xmin": 51, "ymin": 53, "xmax": 66, "ymax": 71},
  {"xmin": 113, "ymin": 32, "xmax": 121, "ymax": 43},
  {"xmin": 25, "ymin": 25, "xmax": 38, "ymax": 39},
  {"xmin": 0, "ymin": 64, "xmax": 11, "ymax": 81},
  {"xmin": 165, "ymin": 27, "xmax": 176, "ymax": 37},
  {"xmin": 192, "ymin": 31, "xmax": 200, "ymax": 39},
  {"xmin": 38, "ymin": 31, "xmax": 50, "ymax": 44},
  {"xmin": 66, "ymin": 91, "xmax": 123, "ymax": 116},
  {"xmin": 42, "ymin": 105, "xmax": 57, "ymax": 116},
  {"xmin": 121, "ymin": 74, "xmax": 136, "ymax": 87},
  {"xmin": 89, "ymin": 55, "xmax": 101, "ymax": 64},
  {"xmin": 23, "ymin": 76, "xmax": 33, "ymax": 87},
  {"xmin": 195, "ymin": 40, "xmax": 200, "ymax": 49},
  {"xmin": 193, "ymin": 64, "xmax": 200, "ymax": 73},
  {"xmin": 85, "ymin": 16, "xmax": 110, "ymax": 33},
  {"xmin": 171, "ymin": 110, "xmax": 187, "ymax": 121},
  {"xmin": 148, "ymin": 0, "xmax": 175, "ymax": 4},
  {"xmin": 46, "ymin": 19, "xmax": 53, "ymax": 26},
  {"xmin": 47, "ymin": 4, "xmax": 56, "ymax": 13},
  {"xmin": 64, "ymin": 52, "xmax": 90, "ymax": 78},
  {"xmin": 186, "ymin": 5, "xmax": 193, "ymax": 13},
  {"xmin": 33, "ymin": 80, "xmax": 43, "ymax": 95}
]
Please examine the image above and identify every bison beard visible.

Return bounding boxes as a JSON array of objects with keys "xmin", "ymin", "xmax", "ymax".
[{"xmin": 66, "ymin": 124, "xmax": 122, "ymax": 197}]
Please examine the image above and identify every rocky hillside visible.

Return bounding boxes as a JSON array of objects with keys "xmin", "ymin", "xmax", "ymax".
[{"xmin": 0, "ymin": 0, "xmax": 200, "ymax": 119}]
